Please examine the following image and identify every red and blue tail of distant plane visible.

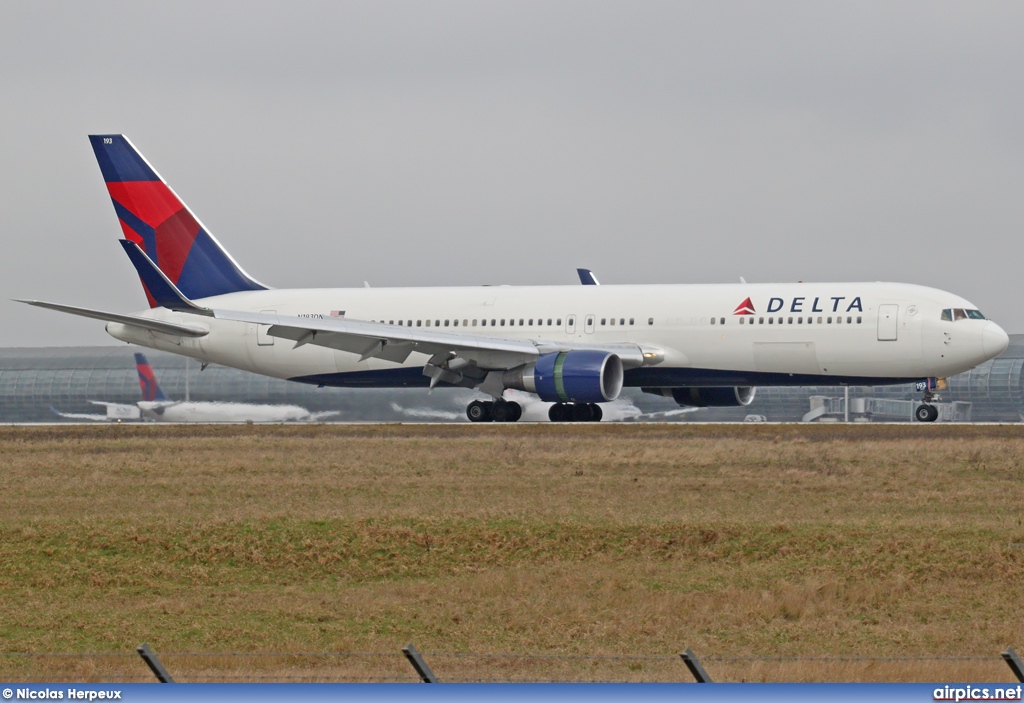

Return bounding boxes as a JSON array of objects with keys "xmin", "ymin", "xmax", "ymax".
[
  {"xmin": 89, "ymin": 135, "xmax": 266, "ymax": 307},
  {"xmin": 135, "ymin": 353, "xmax": 170, "ymax": 402}
]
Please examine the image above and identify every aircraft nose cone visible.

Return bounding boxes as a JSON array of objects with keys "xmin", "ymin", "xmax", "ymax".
[{"xmin": 983, "ymin": 322, "xmax": 1009, "ymax": 359}]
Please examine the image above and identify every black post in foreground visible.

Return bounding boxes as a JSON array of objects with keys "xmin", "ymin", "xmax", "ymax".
[
  {"xmin": 680, "ymin": 647, "xmax": 713, "ymax": 683},
  {"xmin": 402, "ymin": 643, "xmax": 439, "ymax": 683},
  {"xmin": 136, "ymin": 643, "xmax": 175, "ymax": 683},
  {"xmin": 1004, "ymin": 647, "xmax": 1024, "ymax": 683}
]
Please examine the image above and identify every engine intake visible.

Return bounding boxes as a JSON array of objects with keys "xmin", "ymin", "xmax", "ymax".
[
  {"xmin": 506, "ymin": 351, "xmax": 623, "ymax": 403},
  {"xmin": 644, "ymin": 386, "xmax": 756, "ymax": 408}
]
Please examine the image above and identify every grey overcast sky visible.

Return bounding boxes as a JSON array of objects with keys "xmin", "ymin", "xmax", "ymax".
[{"xmin": 2, "ymin": 1, "xmax": 1023, "ymax": 346}]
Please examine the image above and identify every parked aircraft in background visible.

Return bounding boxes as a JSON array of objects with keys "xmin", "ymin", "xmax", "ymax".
[
  {"xmin": 51, "ymin": 352, "xmax": 338, "ymax": 423},
  {"xmin": 24, "ymin": 135, "xmax": 1010, "ymax": 423}
]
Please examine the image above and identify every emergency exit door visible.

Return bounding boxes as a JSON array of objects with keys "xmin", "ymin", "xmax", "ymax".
[{"xmin": 877, "ymin": 304, "xmax": 898, "ymax": 341}]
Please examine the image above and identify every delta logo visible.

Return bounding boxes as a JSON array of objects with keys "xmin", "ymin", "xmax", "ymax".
[
  {"xmin": 733, "ymin": 297, "xmax": 755, "ymax": 315},
  {"xmin": 733, "ymin": 296, "xmax": 864, "ymax": 315}
]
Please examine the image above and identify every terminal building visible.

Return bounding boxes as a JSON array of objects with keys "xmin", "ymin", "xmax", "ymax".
[{"xmin": 2, "ymin": 337, "xmax": 1024, "ymax": 423}]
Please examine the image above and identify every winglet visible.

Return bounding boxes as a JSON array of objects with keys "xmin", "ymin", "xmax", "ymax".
[
  {"xmin": 119, "ymin": 240, "xmax": 214, "ymax": 316},
  {"xmin": 577, "ymin": 268, "xmax": 600, "ymax": 285}
]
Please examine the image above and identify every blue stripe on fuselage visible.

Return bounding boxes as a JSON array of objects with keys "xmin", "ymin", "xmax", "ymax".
[{"xmin": 289, "ymin": 367, "xmax": 921, "ymax": 389}]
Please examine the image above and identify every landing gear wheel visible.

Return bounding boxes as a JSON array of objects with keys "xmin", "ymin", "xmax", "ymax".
[
  {"xmin": 507, "ymin": 402, "xmax": 522, "ymax": 422},
  {"xmin": 491, "ymin": 401, "xmax": 511, "ymax": 423},
  {"xmin": 590, "ymin": 403, "xmax": 603, "ymax": 422},
  {"xmin": 915, "ymin": 403, "xmax": 939, "ymax": 423},
  {"xmin": 548, "ymin": 403, "xmax": 567, "ymax": 422},
  {"xmin": 572, "ymin": 403, "xmax": 595, "ymax": 422},
  {"xmin": 467, "ymin": 400, "xmax": 492, "ymax": 423}
]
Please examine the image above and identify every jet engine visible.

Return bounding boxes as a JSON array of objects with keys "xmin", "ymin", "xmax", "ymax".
[
  {"xmin": 504, "ymin": 350, "xmax": 623, "ymax": 403},
  {"xmin": 644, "ymin": 386, "xmax": 756, "ymax": 407}
]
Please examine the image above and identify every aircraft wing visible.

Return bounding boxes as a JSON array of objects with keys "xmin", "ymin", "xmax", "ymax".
[
  {"xmin": 209, "ymin": 308, "xmax": 657, "ymax": 392},
  {"xmin": 17, "ymin": 300, "xmax": 210, "ymax": 337}
]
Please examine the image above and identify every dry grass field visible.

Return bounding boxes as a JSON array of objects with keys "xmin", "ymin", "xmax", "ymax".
[{"xmin": 1, "ymin": 423, "xmax": 1023, "ymax": 682}]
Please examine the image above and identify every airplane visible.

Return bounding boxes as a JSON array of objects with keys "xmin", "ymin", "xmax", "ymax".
[
  {"xmin": 21, "ymin": 135, "xmax": 1010, "ymax": 424},
  {"xmin": 51, "ymin": 351, "xmax": 339, "ymax": 423}
]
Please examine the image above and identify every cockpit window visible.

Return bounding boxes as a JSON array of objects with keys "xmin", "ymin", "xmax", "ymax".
[{"xmin": 942, "ymin": 308, "xmax": 986, "ymax": 321}]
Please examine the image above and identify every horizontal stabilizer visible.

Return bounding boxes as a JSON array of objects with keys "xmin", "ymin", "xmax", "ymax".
[
  {"xmin": 15, "ymin": 300, "xmax": 209, "ymax": 337},
  {"xmin": 119, "ymin": 240, "xmax": 214, "ymax": 316}
]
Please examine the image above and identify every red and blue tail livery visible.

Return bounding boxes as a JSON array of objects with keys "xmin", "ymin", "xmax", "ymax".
[
  {"xmin": 89, "ymin": 135, "xmax": 266, "ymax": 306},
  {"xmin": 134, "ymin": 353, "xmax": 169, "ymax": 402}
]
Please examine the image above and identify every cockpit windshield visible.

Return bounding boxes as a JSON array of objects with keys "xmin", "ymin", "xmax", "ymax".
[{"xmin": 941, "ymin": 308, "xmax": 986, "ymax": 321}]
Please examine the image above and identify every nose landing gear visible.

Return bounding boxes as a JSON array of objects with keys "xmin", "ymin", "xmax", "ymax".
[
  {"xmin": 915, "ymin": 402, "xmax": 939, "ymax": 423},
  {"xmin": 467, "ymin": 399, "xmax": 522, "ymax": 423}
]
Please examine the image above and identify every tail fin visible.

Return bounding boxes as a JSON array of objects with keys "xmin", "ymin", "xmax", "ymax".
[
  {"xmin": 89, "ymin": 135, "xmax": 267, "ymax": 305},
  {"xmin": 135, "ymin": 353, "xmax": 170, "ymax": 402}
]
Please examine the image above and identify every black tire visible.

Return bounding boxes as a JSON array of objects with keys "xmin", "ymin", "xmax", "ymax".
[
  {"xmin": 507, "ymin": 402, "xmax": 522, "ymax": 422},
  {"xmin": 915, "ymin": 403, "xmax": 938, "ymax": 422},
  {"xmin": 572, "ymin": 403, "xmax": 595, "ymax": 422},
  {"xmin": 467, "ymin": 400, "xmax": 492, "ymax": 423},
  {"xmin": 590, "ymin": 404, "xmax": 603, "ymax": 422},
  {"xmin": 491, "ymin": 401, "xmax": 511, "ymax": 423},
  {"xmin": 548, "ymin": 403, "xmax": 566, "ymax": 422}
]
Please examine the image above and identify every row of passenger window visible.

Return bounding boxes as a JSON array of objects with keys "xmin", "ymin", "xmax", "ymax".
[
  {"xmin": 370, "ymin": 318, "xmax": 564, "ymax": 328},
  {"xmin": 367, "ymin": 316, "xmax": 651, "ymax": 328},
  {"xmin": 712, "ymin": 316, "xmax": 863, "ymax": 325}
]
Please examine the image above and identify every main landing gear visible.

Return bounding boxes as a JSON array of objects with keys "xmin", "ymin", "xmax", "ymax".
[
  {"xmin": 467, "ymin": 399, "xmax": 522, "ymax": 423},
  {"xmin": 548, "ymin": 403, "xmax": 603, "ymax": 423}
]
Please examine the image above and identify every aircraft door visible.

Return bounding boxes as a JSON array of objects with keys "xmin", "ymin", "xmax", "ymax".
[
  {"xmin": 257, "ymin": 310, "xmax": 276, "ymax": 346},
  {"xmin": 877, "ymin": 304, "xmax": 898, "ymax": 341},
  {"xmin": 565, "ymin": 315, "xmax": 576, "ymax": 335},
  {"xmin": 584, "ymin": 315, "xmax": 596, "ymax": 334}
]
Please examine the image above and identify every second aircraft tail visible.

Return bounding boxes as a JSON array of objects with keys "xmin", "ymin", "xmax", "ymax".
[{"xmin": 134, "ymin": 353, "xmax": 170, "ymax": 402}]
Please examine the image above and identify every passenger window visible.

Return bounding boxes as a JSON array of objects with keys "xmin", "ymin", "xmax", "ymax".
[
  {"xmin": 453, "ymin": 320, "xmax": 458, "ymax": 327},
  {"xmin": 817, "ymin": 317, "xmax": 822, "ymax": 324},
  {"xmin": 463, "ymin": 320, "xmax": 468, "ymax": 326},
  {"xmin": 601, "ymin": 318, "xmax": 607, "ymax": 325},
  {"xmin": 768, "ymin": 318, "xmax": 774, "ymax": 324},
  {"xmin": 501, "ymin": 319, "xmax": 506, "ymax": 326},
  {"xmin": 648, "ymin": 318, "xmax": 653, "ymax": 325},
  {"xmin": 417, "ymin": 320, "xmax": 422, "ymax": 327},
  {"xmin": 491, "ymin": 319, "xmax": 496, "ymax": 326},
  {"xmin": 759, "ymin": 317, "xmax": 764, "ymax": 324},
  {"xmin": 837, "ymin": 317, "xmax": 842, "ymax": 324},
  {"xmin": 847, "ymin": 316, "xmax": 852, "ymax": 324},
  {"xmin": 529, "ymin": 319, "xmax": 534, "ymax": 325},
  {"xmin": 519, "ymin": 319, "xmax": 524, "ymax": 326},
  {"xmin": 557, "ymin": 319, "xmax": 562, "ymax": 326},
  {"xmin": 798, "ymin": 317, "xmax": 803, "ymax": 324},
  {"xmin": 787, "ymin": 317, "xmax": 793, "ymax": 324},
  {"xmin": 739, "ymin": 317, "xmax": 744, "ymax": 325},
  {"xmin": 857, "ymin": 316, "xmax": 862, "ymax": 324},
  {"xmin": 711, "ymin": 317, "xmax": 717, "ymax": 325},
  {"xmin": 629, "ymin": 318, "xmax": 634, "ymax": 325},
  {"xmin": 398, "ymin": 320, "xmax": 403, "ymax": 326},
  {"xmin": 444, "ymin": 320, "xmax": 449, "ymax": 327},
  {"xmin": 827, "ymin": 317, "xmax": 832, "ymax": 324},
  {"xmin": 435, "ymin": 320, "xmax": 440, "ymax": 327},
  {"xmin": 547, "ymin": 319, "xmax": 553, "ymax": 326},
  {"xmin": 472, "ymin": 320, "xmax": 477, "ymax": 326}
]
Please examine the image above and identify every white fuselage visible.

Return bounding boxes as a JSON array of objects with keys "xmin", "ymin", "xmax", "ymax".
[
  {"xmin": 105, "ymin": 282, "xmax": 1008, "ymax": 390},
  {"xmin": 136, "ymin": 400, "xmax": 317, "ymax": 423}
]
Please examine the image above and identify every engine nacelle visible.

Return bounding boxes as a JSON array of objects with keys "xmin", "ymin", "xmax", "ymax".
[
  {"xmin": 506, "ymin": 350, "xmax": 624, "ymax": 403},
  {"xmin": 644, "ymin": 386, "xmax": 756, "ymax": 408}
]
